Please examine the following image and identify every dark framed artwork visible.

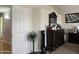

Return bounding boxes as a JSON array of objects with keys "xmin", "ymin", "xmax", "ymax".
[
  {"xmin": 49, "ymin": 12, "xmax": 57, "ymax": 26},
  {"xmin": 65, "ymin": 13, "xmax": 79, "ymax": 23}
]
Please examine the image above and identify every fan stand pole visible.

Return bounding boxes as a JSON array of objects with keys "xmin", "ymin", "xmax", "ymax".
[{"xmin": 33, "ymin": 39, "xmax": 34, "ymax": 53}]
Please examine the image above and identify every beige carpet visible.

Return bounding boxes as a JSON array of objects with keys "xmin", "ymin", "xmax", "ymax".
[{"xmin": 52, "ymin": 43, "xmax": 79, "ymax": 54}]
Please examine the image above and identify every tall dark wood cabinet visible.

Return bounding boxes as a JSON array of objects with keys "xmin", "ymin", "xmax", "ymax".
[
  {"xmin": 41, "ymin": 29, "xmax": 64, "ymax": 51},
  {"xmin": 46, "ymin": 29, "xmax": 64, "ymax": 51},
  {"xmin": 49, "ymin": 12, "xmax": 57, "ymax": 26}
]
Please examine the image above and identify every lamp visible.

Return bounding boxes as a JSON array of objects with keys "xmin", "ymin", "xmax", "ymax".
[{"xmin": 4, "ymin": 12, "xmax": 10, "ymax": 22}]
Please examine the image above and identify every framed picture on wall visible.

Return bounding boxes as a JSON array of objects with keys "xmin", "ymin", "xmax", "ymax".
[{"xmin": 65, "ymin": 13, "xmax": 79, "ymax": 23}]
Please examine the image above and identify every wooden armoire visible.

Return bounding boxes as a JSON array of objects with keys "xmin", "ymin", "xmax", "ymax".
[{"xmin": 41, "ymin": 28, "xmax": 64, "ymax": 52}]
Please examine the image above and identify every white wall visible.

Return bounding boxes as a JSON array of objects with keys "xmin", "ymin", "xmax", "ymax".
[
  {"xmin": 12, "ymin": 6, "xmax": 33, "ymax": 54},
  {"xmin": 32, "ymin": 8, "xmax": 41, "ymax": 51},
  {"xmin": 40, "ymin": 8, "xmax": 50, "ymax": 30}
]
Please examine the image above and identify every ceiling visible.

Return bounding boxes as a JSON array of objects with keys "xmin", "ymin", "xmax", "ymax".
[{"xmin": 52, "ymin": 5, "xmax": 79, "ymax": 14}]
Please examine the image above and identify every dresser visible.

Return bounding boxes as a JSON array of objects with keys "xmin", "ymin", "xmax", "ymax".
[
  {"xmin": 68, "ymin": 33, "xmax": 79, "ymax": 44},
  {"xmin": 41, "ymin": 29, "xmax": 64, "ymax": 51}
]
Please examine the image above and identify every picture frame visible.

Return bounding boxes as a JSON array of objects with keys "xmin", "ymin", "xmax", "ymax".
[{"xmin": 65, "ymin": 13, "xmax": 79, "ymax": 23}]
